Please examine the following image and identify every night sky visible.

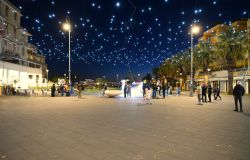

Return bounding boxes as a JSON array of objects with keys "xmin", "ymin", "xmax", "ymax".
[{"xmin": 9, "ymin": 0, "xmax": 250, "ymax": 80}]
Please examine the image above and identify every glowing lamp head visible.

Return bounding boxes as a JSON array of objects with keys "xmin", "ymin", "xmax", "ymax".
[
  {"xmin": 191, "ymin": 25, "xmax": 200, "ymax": 34},
  {"xmin": 116, "ymin": 2, "xmax": 120, "ymax": 7},
  {"xmin": 63, "ymin": 23, "xmax": 71, "ymax": 31}
]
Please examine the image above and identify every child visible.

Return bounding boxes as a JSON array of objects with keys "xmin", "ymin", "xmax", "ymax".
[{"xmin": 138, "ymin": 87, "xmax": 152, "ymax": 105}]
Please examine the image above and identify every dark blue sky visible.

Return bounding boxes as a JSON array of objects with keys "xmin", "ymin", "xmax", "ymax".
[{"xmin": 9, "ymin": 0, "xmax": 250, "ymax": 80}]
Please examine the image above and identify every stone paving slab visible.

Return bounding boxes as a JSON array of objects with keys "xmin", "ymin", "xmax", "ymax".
[{"xmin": 0, "ymin": 95, "xmax": 250, "ymax": 160}]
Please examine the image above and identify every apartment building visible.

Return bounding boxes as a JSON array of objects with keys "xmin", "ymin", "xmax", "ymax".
[
  {"xmin": 198, "ymin": 24, "xmax": 228, "ymax": 44},
  {"xmin": 0, "ymin": 0, "xmax": 47, "ymax": 89}
]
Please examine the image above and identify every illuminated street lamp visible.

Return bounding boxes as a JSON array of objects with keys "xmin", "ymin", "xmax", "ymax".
[
  {"xmin": 62, "ymin": 20, "xmax": 72, "ymax": 93},
  {"xmin": 190, "ymin": 24, "xmax": 200, "ymax": 97}
]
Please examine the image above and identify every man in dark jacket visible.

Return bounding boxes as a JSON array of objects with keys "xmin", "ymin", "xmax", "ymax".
[
  {"xmin": 233, "ymin": 81, "xmax": 245, "ymax": 112},
  {"xmin": 201, "ymin": 83, "xmax": 207, "ymax": 102},
  {"xmin": 207, "ymin": 84, "xmax": 212, "ymax": 102},
  {"xmin": 51, "ymin": 84, "xmax": 56, "ymax": 97}
]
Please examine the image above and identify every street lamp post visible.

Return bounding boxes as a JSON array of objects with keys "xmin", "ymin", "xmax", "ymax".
[
  {"xmin": 62, "ymin": 20, "xmax": 72, "ymax": 93},
  {"xmin": 207, "ymin": 68, "xmax": 211, "ymax": 84},
  {"xmin": 190, "ymin": 24, "xmax": 200, "ymax": 97},
  {"xmin": 46, "ymin": 69, "xmax": 49, "ymax": 93}
]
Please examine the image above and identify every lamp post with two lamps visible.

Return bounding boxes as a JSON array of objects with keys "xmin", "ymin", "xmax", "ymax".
[{"xmin": 190, "ymin": 24, "xmax": 201, "ymax": 97}]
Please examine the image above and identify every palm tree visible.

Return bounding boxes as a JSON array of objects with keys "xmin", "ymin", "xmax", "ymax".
[
  {"xmin": 239, "ymin": 28, "xmax": 250, "ymax": 69},
  {"xmin": 194, "ymin": 42, "xmax": 213, "ymax": 72},
  {"xmin": 152, "ymin": 67, "xmax": 160, "ymax": 79},
  {"xmin": 215, "ymin": 27, "xmax": 245, "ymax": 94}
]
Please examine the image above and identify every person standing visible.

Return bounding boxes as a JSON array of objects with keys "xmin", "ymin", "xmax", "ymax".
[
  {"xmin": 60, "ymin": 85, "xmax": 64, "ymax": 96},
  {"xmin": 124, "ymin": 83, "xmax": 127, "ymax": 98},
  {"xmin": 233, "ymin": 81, "xmax": 245, "ymax": 112},
  {"xmin": 176, "ymin": 85, "xmax": 181, "ymax": 96},
  {"xmin": 142, "ymin": 80, "xmax": 146, "ymax": 98},
  {"xmin": 51, "ymin": 84, "xmax": 56, "ymax": 97},
  {"xmin": 102, "ymin": 83, "xmax": 108, "ymax": 96},
  {"xmin": 127, "ymin": 84, "xmax": 132, "ymax": 98},
  {"xmin": 152, "ymin": 83, "xmax": 157, "ymax": 99},
  {"xmin": 207, "ymin": 84, "xmax": 212, "ymax": 102},
  {"xmin": 162, "ymin": 83, "xmax": 166, "ymax": 99},
  {"xmin": 166, "ymin": 85, "xmax": 169, "ymax": 96},
  {"xmin": 157, "ymin": 80, "xmax": 161, "ymax": 96},
  {"xmin": 196, "ymin": 83, "xmax": 202, "ymax": 105},
  {"xmin": 201, "ymin": 83, "xmax": 207, "ymax": 102},
  {"xmin": 78, "ymin": 84, "xmax": 83, "ymax": 98}
]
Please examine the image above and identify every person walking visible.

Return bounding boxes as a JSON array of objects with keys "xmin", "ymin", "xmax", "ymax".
[
  {"xmin": 213, "ymin": 85, "xmax": 218, "ymax": 100},
  {"xmin": 196, "ymin": 83, "xmax": 202, "ymax": 105},
  {"xmin": 216, "ymin": 86, "xmax": 222, "ymax": 100},
  {"xmin": 201, "ymin": 83, "xmax": 207, "ymax": 102},
  {"xmin": 233, "ymin": 81, "xmax": 245, "ymax": 112},
  {"xmin": 51, "ymin": 84, "xmax": 56, "ymax": 97},
  {"xmin": 207, "ymin": 84, "xmax": 212, "ymax": 102}
]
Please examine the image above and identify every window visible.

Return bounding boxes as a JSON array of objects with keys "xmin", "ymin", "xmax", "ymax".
[
  {"xmin": 0, "ymin": 2, "xmax": 2, "ymax": 15},
  {"xmin": 5, "ymin": 6, "xmax": 9, "ymax": 17},
  {"xmin": 36, "ymin": 75, "xmax": 39, "ymax": 83},
  {"xmin": 22, "ymin": 47, "xmax": 25, "ymax": 56},
  {"xmin": 14, "ymin": 12, "xmax": 17, "ymax": 22},
  {"xmin": 14, "ymin": 27, "xmax": 17, "ymax": 38},
  {"xmin": 29, "ymin": 75, "xmax": 33, "ymax": 79}
]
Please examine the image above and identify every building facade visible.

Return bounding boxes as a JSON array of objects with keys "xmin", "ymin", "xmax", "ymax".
[
  {"xmin": 0, "ymin": 0, "xmax": 47, "ymax": 89},
  {"xmin": 0, "ymin": 60, "xmax": 45, "ymax": 89}
]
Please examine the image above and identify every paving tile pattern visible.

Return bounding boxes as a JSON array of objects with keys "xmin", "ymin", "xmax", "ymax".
[{"xmin": 0, "ymin": 95, "xmax": 250, "ymax": 160}]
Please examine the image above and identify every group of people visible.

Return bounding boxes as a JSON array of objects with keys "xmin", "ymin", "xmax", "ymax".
[
  {"xmin": 196, "ymin": 81, "xmax": 246, "ymax": 112},
  {"xmin": 51, "ymin": 83, "xmax": 73, "ymax": 97},
  {"xmin": 143, "ymin": 79, "xmax": 181, "ymax": 99},
  {"xmin": 196, "ymin": 83, "xmax": 222, "ymax": 104},
  {"xmin": 0, "ymin": 85, "xmax": 16, "ymax": 96}
]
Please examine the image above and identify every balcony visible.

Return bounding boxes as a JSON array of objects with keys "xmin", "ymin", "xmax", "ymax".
[{"xmin": 0, "ymin": 51, "xmax": 42, "ymax": 69}]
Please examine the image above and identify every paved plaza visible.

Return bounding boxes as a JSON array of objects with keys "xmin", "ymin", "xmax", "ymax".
[{"xmin": 0, "ymin": 94, "xmax": 250, "ymax": 160}]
